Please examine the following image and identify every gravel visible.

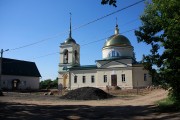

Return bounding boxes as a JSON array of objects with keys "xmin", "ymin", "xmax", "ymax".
[{"xmin": 60, "ymin": 87, "xmax": 114, "ymax": 100}]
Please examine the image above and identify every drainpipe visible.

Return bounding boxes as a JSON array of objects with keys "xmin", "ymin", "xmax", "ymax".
[{"xmin": 69, "ymin": 71, "xmax": 71, "ymax": 90}]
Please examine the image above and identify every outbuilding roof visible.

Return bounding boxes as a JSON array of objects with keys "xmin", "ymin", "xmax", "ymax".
[{"xmin": 1, "ymin": 58, "xmax": 41, "ymax": 77}]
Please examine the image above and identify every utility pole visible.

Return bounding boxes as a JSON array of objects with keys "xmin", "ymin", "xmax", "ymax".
[{"xmin": 0, "ymin": 49, "xmax": 9, "ymax": 90}]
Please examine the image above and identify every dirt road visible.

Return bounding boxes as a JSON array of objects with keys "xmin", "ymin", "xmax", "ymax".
[{"xmin": 0, "ymin": 89, "xmax": 179, "ymax": 120}]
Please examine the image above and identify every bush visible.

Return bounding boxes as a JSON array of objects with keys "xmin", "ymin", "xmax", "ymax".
[
  {"xmin": 157, "ymin": 97, "xmax": 180, "ymax": 112},
  {"xmin": 40, "ymin": 78, "xmax": 58, "ymax": 89}
]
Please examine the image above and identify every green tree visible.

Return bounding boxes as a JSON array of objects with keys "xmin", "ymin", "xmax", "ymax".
[
  {"xmin": 51, "ymin": 78, "xmax": 58, "ymax": 89},
  {"xmin": 39, "ymin": 79, "xmax": 52, "ymax": 89},
  {"xmin": 39, "ymin": 78, "xmax": 58, "ymax": 89},
  {"xmin": 101, "ymin": 0, "xmax": 117, "ymax": 7},
  {"xmin": 135, "ymin": 0, "xmax": 180, "ymax": 102}
]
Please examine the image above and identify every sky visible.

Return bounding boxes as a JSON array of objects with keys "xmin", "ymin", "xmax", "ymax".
[{"xmin": 0, "ymin": 0, "xmax": 153, "ymax": 81}]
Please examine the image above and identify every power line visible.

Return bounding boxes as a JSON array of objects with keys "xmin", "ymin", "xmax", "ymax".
[
  {"xmin": 7, "ymin": 0, "xmax": 145, "ymax": 52},
  {"xmin": 72, "ymin": 0, "xmax": 144, "ymax": 31},
  {"xmin": 30, "ymin": 52, "xmax": 59, "ymax": 60},
  {"xmin": 25, "ymin": 28, "xmax": 138, "ymax": 61},
  {"xmin": 9, "ymin": 33, "xmax": 66, "ymax": 51},
  {"xmin": 81, "ymin": 28, "xmax": 138, "ymax": 47},
  {"xmin": 2, "ymin": 52, "xmax": 59, "ymax": 64}
]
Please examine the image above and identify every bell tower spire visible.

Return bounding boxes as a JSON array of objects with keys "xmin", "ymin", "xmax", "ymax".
[
  {"xmin": 69, "ymin": 12, "xmax": 72, "ymax": 38},
  {"xmin": 115, "ymin": 17, "xmax": 119, "ymax": 35}
]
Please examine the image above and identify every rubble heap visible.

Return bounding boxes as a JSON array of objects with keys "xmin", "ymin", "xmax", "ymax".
[{"xmin": 60, "ymin": 87, "xmax": 113, "ymax": 100}]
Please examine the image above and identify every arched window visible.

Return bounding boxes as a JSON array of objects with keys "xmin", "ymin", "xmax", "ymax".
[
  {"xmin": 108, "ymin": 50, "xmax": 120, "ymax": 58},
  {"xmin": 63, "ymin": 49, "xmax": 68, "ymax": 64},
  {"xmin": 74, "ymin": 50, "xmax": 78, "ymax": 63}
]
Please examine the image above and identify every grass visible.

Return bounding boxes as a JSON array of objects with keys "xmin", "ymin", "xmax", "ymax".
[{"xmin": 156, "ymin": 97, "xmax": 180, "ymax": 112}]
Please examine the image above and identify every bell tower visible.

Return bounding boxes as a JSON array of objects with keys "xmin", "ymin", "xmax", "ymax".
[{"xmin": 58, "ymin": 13, "xmax": 80, "ymax": 89}]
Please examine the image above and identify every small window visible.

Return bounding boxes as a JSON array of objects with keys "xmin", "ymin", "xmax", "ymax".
[
  {"xmin": 75, "ymin": 50, "xmax": 78, "ymax": 63},
  {"xmin": 144, "ymin": 74, "xmax": 147, "ymax": 81},
  {"xmin": 91, "ymin": 76, "xmax": 95, "ymax": 83},
  {"xmin": 104, "ymin": 75, "xmax": 107, "ymax": 83},
  {"xmin": 3, "ymin": 81, "xmax": 5, "ymax": 85},
  {"xmin": 23, "ymin": 81, "xmax": 26, "ymax": 86},
  {"xmin": 74, "ymin": 76, "xmax": 77, "ymax": 83},
  {"xmin": 109, "ymin": 50, "xmax": 120, "ymax": 58},
  {"xmin": 82, "ymin": 76, "xmax": 86, "ymax": 83},
  {"xmin": 112, "ymin": 51, "xmax": 116, "ymax": 57},
  {"xmin": 122, "ymin": 74, "xmax": 125, "ymax": 82},
  {"xmin": 63, "ymin": 49, "xmax": 68, "ymax": 64}
]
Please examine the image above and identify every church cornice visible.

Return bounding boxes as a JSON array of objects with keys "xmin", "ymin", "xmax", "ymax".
[
  {"xmin": 60, "ymin": 51, "xmax": 74, "ymax": 54},
  {"xmin": 102, "ymin": 45, "xmax": 133, "ymax": 50}
]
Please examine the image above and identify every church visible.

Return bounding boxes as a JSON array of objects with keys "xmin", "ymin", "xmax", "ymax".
[{"xmin": 58, "ymin": 19, "xmax": 152, "ymax": 90}]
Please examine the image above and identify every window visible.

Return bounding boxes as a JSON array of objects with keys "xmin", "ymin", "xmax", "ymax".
[
  {"xmin": 104, "ymin": 75, "xmax": 107, "ymax": 83},
  {"xmin": 74, "ymin": 76, "xmax": 77, "ymax": 83},
  {"xmin": 112, "ymin": 51, "xmax": 116, "ymax": 57},
  {"xmin": 63, "ymin": 49, "xmax": 68, "ymax": 64},
  {"xmin": 23, "ymin": 81, "xmax": 26, "ymax": 86},
  {"xmin": 144, "ymin": 74, "xmax": 147, "ymax": 81},
  {"xmin": 3, "ymin": 81, "xmax": 5, "ymax": 85},
  {"xmin": 108, "ymin": 50, "xmax": 120, "ymax": 58},
  {"xmin": 75, "ymin": 50, "xmax": 78, "ymax": 63},
  {"xmin": 91, "ymin": 75, "xmax": 95, "ymax": 83},
  {"xmin": 82, "ymin": 76, "xmax": 86, "ymax": 83},
  {"xmin": 122, "ymin": 74, "xmax": 125, "ymax": 82}
]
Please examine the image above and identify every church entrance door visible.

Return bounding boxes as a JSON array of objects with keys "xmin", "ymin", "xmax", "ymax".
[{"xmin": 111, "ymin": 75, "xmax": 117, "ymax": 86}]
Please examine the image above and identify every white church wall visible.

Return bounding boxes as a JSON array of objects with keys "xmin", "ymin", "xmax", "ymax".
[
  {"xmin": 70, "ymin": 70, "xmax": 97, "ymax": 89},
  {"xmin": 66, "ymin": 68, "xmax": 135, "ymax": 90},
  {"xmin": 117, "ymin": 69, "xmax": 133, "ymax": 89},
  {"xmin": 96, "ymin": 68, "xmax": 133, "ymax": 89},
  {"xmin": 132, "ymin": 66, "xmax": 152, "ymax": 88}
]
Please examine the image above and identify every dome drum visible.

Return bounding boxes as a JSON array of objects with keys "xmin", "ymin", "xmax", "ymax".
[{"xmin": 102, "ymin": 23, "xmax": 135, "ymax": 60}]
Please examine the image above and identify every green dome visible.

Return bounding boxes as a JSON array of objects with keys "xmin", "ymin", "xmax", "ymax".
[
  {"xmin": 64, "ymin": 37, "xmax": 76, "ymax": 44},
  {"xmin": 104, "ymin": 34, "xmax": 131, "ymax": 47}
]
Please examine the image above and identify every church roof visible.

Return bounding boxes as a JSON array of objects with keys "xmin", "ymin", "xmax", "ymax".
[
  {"xmin": 64, "ymin": 37, "xmax": 76, "ymax": 44},
  {"xmin": 103, "ymin": 34, "xmax": 131, "ymax": 47},
  {"xmin": 2, "ymin": 58, "xmax": 41, "ymax": 77},
  {"xmin": 96, "ymin": 56, "xmax": 136, "ymax": 62},
  {"xmin": 103, "ymin": 24, "xmax": 131, "ymax": 48},
  {"xmin": 68, "ymin": 65, "xmax": 97, "ymax": 70},
  {"xmin": 63, "ymin": 13, "xmax": 76, "ymax": 44}
]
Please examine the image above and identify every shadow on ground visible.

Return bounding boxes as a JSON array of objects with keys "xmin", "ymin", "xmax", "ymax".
[{"xmin": 0, "ymin": 102, "xmax": 180, "ymax": 120}]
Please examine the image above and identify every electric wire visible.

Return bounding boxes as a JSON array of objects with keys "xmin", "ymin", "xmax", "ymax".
[{"xmin": 7, "ymin": 0, "xmax": 145, "ymax": 52}]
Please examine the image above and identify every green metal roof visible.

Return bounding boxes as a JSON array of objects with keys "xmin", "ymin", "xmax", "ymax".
[
  {"xmin": 2, "ymin": 58, "xmax": 41, "ymax": 77},
  {"xmin": 68, "ymin": 65, "xmax": 97, "ymax": 70},
  {"xmin": 64, "ymin": 37, "xmax": 76, "ymax": 44}
]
